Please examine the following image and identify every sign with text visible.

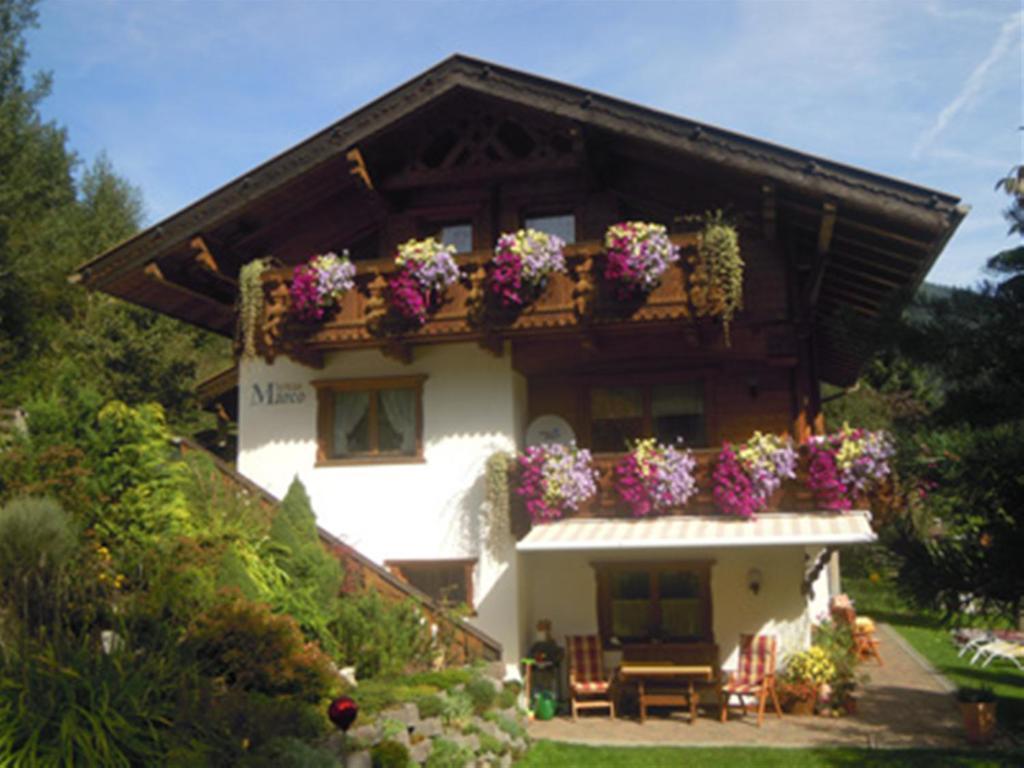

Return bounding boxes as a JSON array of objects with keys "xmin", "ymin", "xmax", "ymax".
[{"xmin": 250, "ymin": 382, "xmax": 306, "ymax": 406}]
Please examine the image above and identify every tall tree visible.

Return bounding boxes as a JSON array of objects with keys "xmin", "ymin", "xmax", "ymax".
[{"xmin": 0, "ymin": 0, "xmax": 229, "ymax": 429}]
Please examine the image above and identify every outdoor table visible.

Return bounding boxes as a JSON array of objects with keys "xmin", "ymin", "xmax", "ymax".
[{"xmin": 617, "ymin": 662, "xmax": 715, "ymax": 724}]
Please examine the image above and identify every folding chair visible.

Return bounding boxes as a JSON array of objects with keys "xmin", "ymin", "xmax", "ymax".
[
  {"xmin": 719, "ymin": 634, "xmax": 783, "ymax": 727},
  {"xmin": 566, "ymin": 634, "xmax": 616, "ymax": 720}
]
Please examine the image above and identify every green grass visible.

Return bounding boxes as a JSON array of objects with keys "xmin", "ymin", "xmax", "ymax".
[
  {"xmin": 517, "ymin": 742, "xmax": 1017, "ymax": 767},
  {"xmin": 846, "ymin": 575, "xmax": 1024, "ymax": 735}
]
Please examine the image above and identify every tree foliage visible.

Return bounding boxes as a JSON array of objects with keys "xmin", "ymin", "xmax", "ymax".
[
  {"xmin": 830, "ymin": 166, "xmax": 1024, "ymax": 623},
  {"xmin": 0, "ymin": 0, "xmax": 229, "ymax": 431}
]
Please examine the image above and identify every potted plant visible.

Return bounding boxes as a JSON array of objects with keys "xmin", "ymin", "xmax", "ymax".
[
  {"xmin": 387, "ymin": 237, "xmax": 460, "ymax": 326},
  {"xmin": 712, "ymin": 431, "xmax": 797, "ymax": 518},
  {"xmin": 957, "ymin": 686, "xmax": 997, "ymax": 745},
  {"xmin": 289, "ymin": 251, "xmax": 356, "ymax": 323},
  {"xmin": 806, "ymin": 425, "xmax": 895, "ymax": 511},
  {"xmin": 515, "ymin": 443, "xmax": 598, "ymax": 523},
  {"xmin": 614, "ymin": 438, "xmax": 698, "ymax": 517},
  {"xmin": 777, "ymin": 679, "xmax": 818, "ymax": 716},
  {"xmin": 603, "ymin": 221, "xmax": 680, "ymax": 299},
  {"xmin": 488, "ymin": 228, "xmax": 567, "ymax": 309},
  {"xmin": 782, "ymin": 646, "xmax": 836, "ymax": 716}
]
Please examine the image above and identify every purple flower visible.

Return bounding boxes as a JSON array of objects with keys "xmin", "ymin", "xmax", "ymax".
[
  {"xmin": 603, "ymin": 221, "xmax": 680, "ymax": 298},
  {"xmin": 290, "ymin": 251, "xmax": 356, "ymax": 323},
  {"xmin": 614, "ymin": 439, "xmax": 697, "ymax": 517},
  {"xmin": 516, "ymin": 443, "xmax": 598, "ymax": 523},
  {"xmin": 490, "ymin": 230, "xmax": 566, "ymax": 307}
]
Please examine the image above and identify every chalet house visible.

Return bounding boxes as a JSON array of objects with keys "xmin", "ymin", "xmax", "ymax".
[{"xmin": 74, "ymin": 56, "xmax": 964, "ymax": 678}]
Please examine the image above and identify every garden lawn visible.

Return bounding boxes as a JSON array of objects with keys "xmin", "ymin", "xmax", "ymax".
[
  {"xmin": 517, "ymin": 742, "xmax": 1016, "ymax": 767},
  {"xmin": 846, "ymin": 575, "xmax": 1024, "ymax": 736}
]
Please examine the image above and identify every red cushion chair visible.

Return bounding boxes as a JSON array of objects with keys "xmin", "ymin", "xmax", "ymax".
[
  {"xmin": 566, "ymin": 635, "xmax": 616, "ymax": 720},
  {"xmin": 720, "ymin": 634, "xmax": 783, "ymax": 726}
]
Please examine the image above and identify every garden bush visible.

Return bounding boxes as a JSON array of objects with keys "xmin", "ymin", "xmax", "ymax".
[
  {"xmin": 425, "ymin": 738, "xmax": 473, "ymax": 768},
  {"xmin": 239, "ymin": 737, "xmax": 338, "ymax": 768},
  {"xmin": 415, "ymin": 693, "xmax": 446, "ymax": 719},
  {"xmin": 0, "ymin": 636, "xmax": 183, "ymax": 767},
  {"xmin": 466, "ymin": 676, "xmax": 497, "ymax": 714},
  {"xmin": 370, "ymin": 738, "xmax": 410, "ymax": 768},
  {"xmin": 182, "ymin": 595, "xmax": 337, "ymax": 702},
  {"xmin": 0, "ymin": 496, "xmax": 77, "ymax": 638},
  {"xmin": 331, "ymin": 588, "xmax": 434, "ymax": 678}
]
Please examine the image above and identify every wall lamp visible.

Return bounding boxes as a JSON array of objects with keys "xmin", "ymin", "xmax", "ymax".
[{"xmin": 748, "ymin": 568, "xmax": 763, "ymax": 596}]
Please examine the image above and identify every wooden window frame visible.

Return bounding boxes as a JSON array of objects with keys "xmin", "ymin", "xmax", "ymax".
[
  {"xmin": 386, "ymin": 558, "xmax": 477, "ymax": 611},
  {"xmin": 582, "ymin": 373, "xmax": 713, "ymax": 452},
  {"xmin": 312, "ymin": 375, "xmax": 427, "ymax": 466},
  {"xmin": 592, "ymin": 560, "xmax": 714, "ymax": 650}
]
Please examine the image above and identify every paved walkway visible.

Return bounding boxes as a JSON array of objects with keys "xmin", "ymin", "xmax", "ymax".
[{"xmin": 528, "ymin": 624, "xmax": 969, "ymax": 749}]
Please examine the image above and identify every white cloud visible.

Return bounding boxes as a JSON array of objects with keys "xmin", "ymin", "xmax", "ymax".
[{"xmin": 912, "ymin": 11, "xmax": 1022, "ymax": 158}]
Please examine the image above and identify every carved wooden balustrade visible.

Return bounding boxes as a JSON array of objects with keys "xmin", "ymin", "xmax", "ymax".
[
  {"xmin": 257, "ymin": 234, "xmax": 720, "ymax": 361},
  {"xmin": 508, "ymin": 447, "xmax": 862, "ymax": 538}
]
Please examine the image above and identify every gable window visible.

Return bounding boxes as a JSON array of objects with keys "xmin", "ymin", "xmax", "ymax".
[
  {"xmin": 595, "ymin": 562, "xmax": 712, "ymax": 647},
  {"xmin": 589, "ymin": 380, "xmax": 705, "ymax": 452},
  {"xmin": 313, "ymin": 376, "xmax": 426, "ymax": 464},
  {"xmin": 524, "ymin": 213, "xmax": 576, "ymax": 244},
  {"xmin": 387, "ymin": 559, "xmax": 476, "ymax": 608},
  {"xmin": 436, "ymin": 222, "xmax": 474, "ymax": 254}
]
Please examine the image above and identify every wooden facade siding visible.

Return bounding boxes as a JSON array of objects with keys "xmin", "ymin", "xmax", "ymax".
[{"xmin": 70, "ymin": 56, "xmax": 963, "ymax": 388}]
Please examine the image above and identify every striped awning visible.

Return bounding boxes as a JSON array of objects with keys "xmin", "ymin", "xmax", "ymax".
[{"xmin": 516, "ymin": 512, "xmax": 875, "ymax": 552}]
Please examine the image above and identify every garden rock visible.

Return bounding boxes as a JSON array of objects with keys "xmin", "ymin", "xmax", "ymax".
[
  {"xmin": 452, "ymin": 732, "xmax": 480, "ymax": 752},
  {"xmin": 409, "ymin": 739, "xmax": 432, "ymax": 764},
  {"xmin": 416, "ymin": 716, "xmax": 443, "ymax": 738},
  {"xmin": 348, "ymin": 724, "xmax": 379, "ymax": 745},
  {"xmin": 345, "ymin": 751, "xmax": 371, "ymax": 768},
  {"xmin": 382, "ymin": 702, "xmax": 420, "ymax": 729}
]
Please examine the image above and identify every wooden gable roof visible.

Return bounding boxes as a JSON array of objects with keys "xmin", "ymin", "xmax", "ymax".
[{"xmin": 72, "ymin": 54, "xmax": 965, "ymax": 384}]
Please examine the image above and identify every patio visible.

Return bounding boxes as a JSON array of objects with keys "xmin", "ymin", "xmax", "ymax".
[{"xmin": 529, "ymin": 624, "xmax": 974, "ymax": 749}]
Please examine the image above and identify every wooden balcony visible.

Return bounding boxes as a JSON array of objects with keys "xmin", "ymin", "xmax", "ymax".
[
  {"xmin": 256, "ymin": 233, "xmax": 734, "ymax": 362},
  {"xmin": 509, "ymin": 447, "xmax": 858, "ymax": 538}
]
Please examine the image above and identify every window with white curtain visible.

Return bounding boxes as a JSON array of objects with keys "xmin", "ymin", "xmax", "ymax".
[{"xmin": 313, "ymin": 376, "xmax": 426, "ymax": 463}]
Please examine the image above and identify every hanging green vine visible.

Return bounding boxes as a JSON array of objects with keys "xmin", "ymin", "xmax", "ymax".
[
  {"xmin": 691, "ymin": 210, "xmax": 743, "ymax": 345},
  {"xmin": 484, "ymin": 451, "xmax": 513, "ymax": 558},
  {"xmin": 239, "ymin": 257, "xmax": 271, "ymax": 358}
]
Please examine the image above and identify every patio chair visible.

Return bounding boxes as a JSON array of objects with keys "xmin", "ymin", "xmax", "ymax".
[
  {"xmin": 719, "ymin": 634, "xmax": 783, "ymax": 727},
  {"xmin": 831, "ymin": 602, "xmax": 883, "ymax": 666},
  {"xmin": 956, "ymin": 629, "xmax": 995, "ymax": 658},
  {"xmin": 976, "ymin": 640, "xmax": 1024, "ymax": 670},
  {"xmin": 566, "ymin": 634, "xmax": 616, "ymax": 720}
]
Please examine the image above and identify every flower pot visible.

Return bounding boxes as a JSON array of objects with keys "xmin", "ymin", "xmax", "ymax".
[
  {"xmin": 786, "ymin": 696, "xmax": 816, "ymax": 716},
  {"xmin": 960, "ymin": 701, "xmax": 997, "ymax": 745},
  {"xmin": 841, "ymin": 695, "xmax": 858, "ymax": 716}
]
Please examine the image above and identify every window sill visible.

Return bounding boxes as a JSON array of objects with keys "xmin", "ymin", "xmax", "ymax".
[{"xmin": 316, "ymin": 455, "xmax": 426, "ymax": 468}]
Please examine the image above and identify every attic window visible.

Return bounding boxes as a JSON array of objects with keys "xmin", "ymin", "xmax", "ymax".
[
  {"xmin": 525, "ymin": 213, "xmax": 575, "ymax": 244},
  {"xmin": 437, "ymin": 222, "xmax": 474, "ymax": 254}
]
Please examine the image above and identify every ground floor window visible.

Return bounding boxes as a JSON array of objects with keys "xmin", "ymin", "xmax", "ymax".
[
  {"xmin": 593, "ymin": 561, "xmax": 712, "ymax": 646},
  {"xmin": 386, "ymin": 558, "xmax": 476, "ymax": 609}
]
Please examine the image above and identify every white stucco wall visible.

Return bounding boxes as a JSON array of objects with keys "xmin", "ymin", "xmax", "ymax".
[
  {"xmin": 520, "ymin": 545, "xmax": 818, "ymax": 675},
  {"xmin": 237, "ymin": 342, "xmax": 527, "ymax": 663}
]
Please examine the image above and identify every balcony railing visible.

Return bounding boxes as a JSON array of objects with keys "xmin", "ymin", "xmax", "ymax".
[
  {"xmin": 256, "ymin": 234, "xmax": 732, "ymax": 361},
  {"xmin": 509, "ymin": 447, "xmax": 860, "ymax": 537}
]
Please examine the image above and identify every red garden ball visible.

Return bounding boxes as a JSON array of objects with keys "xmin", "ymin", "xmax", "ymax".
[{"xmin": 327, "ymin": 696, "xmax": 358, "ymax": 731}]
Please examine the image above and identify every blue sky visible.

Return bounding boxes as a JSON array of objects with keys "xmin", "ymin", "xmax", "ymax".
[{"xmin": 26, "ymin": 0, "xmax": 1023, "ymax": 286}]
